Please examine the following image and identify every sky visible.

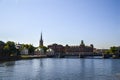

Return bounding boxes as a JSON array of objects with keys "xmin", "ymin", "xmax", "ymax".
[{"xmin": 0, "ymin": 0, "xmax": 120, "ymax": 49}]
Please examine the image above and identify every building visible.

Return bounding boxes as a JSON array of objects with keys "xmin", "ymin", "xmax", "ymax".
[
  {"xmin": 94, "ymin": 49, "xmax": 108, "ymax": 54},
  {"xmin": 116, "ymin": 47, "xmax": 120, "ymax": 54},
  {"xmin": 34, "ymin": 32, "xmax": 45, "ymax": 55},
  {"xmin": 37, "ymin": 33, "xmax": 94, "ymax": 55},
  {"xmin": 65, "ymin": 40, "xmax": 93, "ymax": 55},
  {"xmin": 34, "ymin": 47, "xmax": 44, "ymax": 55},
  {"xmin": 48, "ymin": 40, "xmax": 94, "ymax": 55},
  {"xmin": 15, "ymin": 43, "xmax": 29, "ymax": 55},
  {"xmin": 48, "ymin": 44, "xmax": 65, "ymax": 53},
  {"xmin": 20, "ymin": 47, "xmax": 28, "ymax": 55},
  {"xmin": 46, "ymin": 48, "xmax": 54, "ymax": 56},
  {"xmin": 15, "ymin": 43, "xmax": 21, "ymax": 49}
]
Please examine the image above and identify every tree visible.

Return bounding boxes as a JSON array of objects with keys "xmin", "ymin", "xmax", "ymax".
[
  {"xmin": 20, "ymin": 44, "xmax": 35, "ymax": 55},
  {"xmin": 5, "ymin": 41, "xmax": 17, "ymax": 56},
  {"xmin": 110, "ymin": 46, "xmax": 117, "ymax": 54},
  {"xmin": 105, "ymin": 50, "xmax": 110, "ymax": 54},
  {"xmin": 3, "ymin": 45, "xmax": 10, "ymax": 56},
  {"xmin": 28, "ymin": 44, "xmax": 35, "ymax": 55},
  {"xmin": 0, "ymin": 41, "xmax": 5, "ymax": 56}
]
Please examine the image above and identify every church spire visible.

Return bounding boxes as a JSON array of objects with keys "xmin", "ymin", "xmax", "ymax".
[
  {"xmin": 39, "ymin": 32, "xmax": 43, "ymax": 47},
  {"xmin": 40, "ymin": 32, "xmax": 42, "ymax": 41}
]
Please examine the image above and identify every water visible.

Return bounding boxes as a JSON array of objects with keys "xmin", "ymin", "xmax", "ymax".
[{"xmin": 0, "ymin": 58, "xmax": 120, "ymax": 80}]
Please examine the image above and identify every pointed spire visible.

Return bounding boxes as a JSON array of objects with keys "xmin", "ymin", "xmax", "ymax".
[
  {"xmin": 39, "ymin": 32, "xmax": 43, "ymax": 47},
  {"xmin": 40, "ymin": 32, "xmax": 42, "ymax": 41}
]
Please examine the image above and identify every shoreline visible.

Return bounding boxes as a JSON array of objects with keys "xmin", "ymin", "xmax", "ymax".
[
  {"xmin": 0, "ymin": 55, "xmax": 120, "ymax": 62},
  {"xmin": 0, "ymin": 55, "xmax": 47, "ymax": 62}
]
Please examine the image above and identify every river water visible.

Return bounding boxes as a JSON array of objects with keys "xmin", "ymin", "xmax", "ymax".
[{"xmin": 0, "ymin": 58, "xmax": 120, "ymax": 80}]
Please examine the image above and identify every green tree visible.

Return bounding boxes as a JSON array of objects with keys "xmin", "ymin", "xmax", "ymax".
[
  {"xmin": 0, "ymin": 41, "xmax": 5, "ymax": 56},
  {"xmin": 3, "ymin": 45, "xmax": 10, "ymax": 56},
  {"xmin": 20, "ymin": 44, "xmax": 35, "ymax": 55},
  {"xmin": 110, "ymin": 46, "xmax": 117, "ymax": 54},
  {"xmin": 28, "ymin": 44, "xmax": 35, "ymax": 55},
  {"xmin": 105, "ymin": 50, "xmax": 110, "ymax": 54},
  {"xmin": 5, "ymin": 41, "xmax": 17, "ymax": 56}
]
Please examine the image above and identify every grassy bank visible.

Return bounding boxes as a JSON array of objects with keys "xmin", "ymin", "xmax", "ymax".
[{"xmin": 20, "ymin": 55, "xmax": 47, "ymax": 59}]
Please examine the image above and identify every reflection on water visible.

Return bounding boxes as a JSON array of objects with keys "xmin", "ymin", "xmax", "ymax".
[
  {"xmin": 0, "ymin": 61, "xmax": 15, "ymax": 67},
  {"xmin": 0, "ymin": 59, "xmax": 120, "ymax": 80}
]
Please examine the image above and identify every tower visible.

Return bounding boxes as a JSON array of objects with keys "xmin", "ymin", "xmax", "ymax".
[
  {"xmin": 39, "ymin": 32, "xmax": 43, "ymax": 47},
  {"xmin": 80, "ymin": 40, "xmax": 85, "ymax": 46}
]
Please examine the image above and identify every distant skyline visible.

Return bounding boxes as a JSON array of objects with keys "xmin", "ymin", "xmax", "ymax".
[{"xmin": 0, "ymin": 0, "xmax": 120, "ymax": 49}]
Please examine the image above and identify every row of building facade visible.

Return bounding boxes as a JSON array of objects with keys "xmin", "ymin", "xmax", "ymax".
[
  {"xmin": 48, "ymin": 40, "xmax": 94, "ymax": 54},
  {"xmin": 36, "ymin": 33, "xmax": 94, "ymax": 55},
  {"xmin": 15, "ymin": 33, "xmax": 120, "ymax": 56},
  {"xmin": 16, "ymin": 33, "xmax": 94, "ymax": 55}
]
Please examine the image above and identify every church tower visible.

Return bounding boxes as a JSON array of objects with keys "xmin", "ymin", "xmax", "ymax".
[
  {"xmin": 39, "ymin": 32, "xmax": 43, "ymax": 47},
  {"xmin": 80, "ymin": 40, "xmax": 85, "ymax": 46}
]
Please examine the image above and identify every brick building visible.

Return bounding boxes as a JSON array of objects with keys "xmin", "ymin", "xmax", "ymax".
[{"xmin": 48, "ymin": 40, "xmax": 94, "ymax": 54}]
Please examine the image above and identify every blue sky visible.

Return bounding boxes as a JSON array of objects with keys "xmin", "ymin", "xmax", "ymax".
[{"xmin": 0, "ymin": 0, "xmax": 120, "ymax": 49}]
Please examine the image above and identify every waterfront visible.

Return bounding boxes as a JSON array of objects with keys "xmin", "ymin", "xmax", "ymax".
[{"xmin": 0, "ymin": 58, "xmax": 120, "ymax": 80}]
